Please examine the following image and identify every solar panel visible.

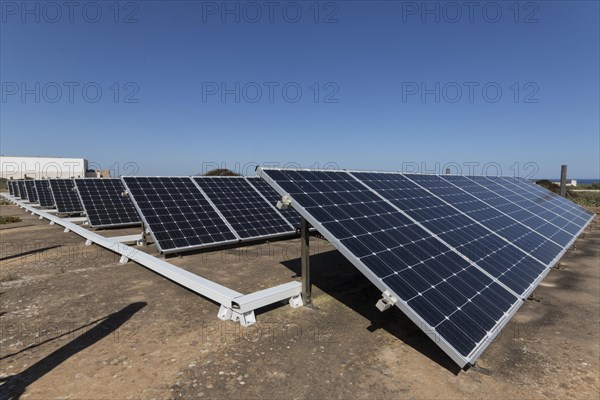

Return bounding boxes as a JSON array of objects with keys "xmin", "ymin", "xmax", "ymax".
[
  {"xmin": 258, "ymin": 168, "xmax": 594, "ymax": 368},
  {"xmin": 12, "ymin": 181, "xmax": 21, "ymax": 198},
  {"xmin": 24, "ymin": 180, "xmax": 38, "ymax": 203},
  {"xmin": 447, "ymin": 176, "xmax": 583, "ymax": 246},
  {"xmin": 74, "ymin": 179, "xmax": 141, "ymax": 228},
  {"xmin": 17, "ymin": 181, "xmax": 27, "ymax": 200},
  {"xmin": 8, "ymin": 180, "xmax": 14, "ymax": 196},
  {"xmin": 246, "ymin": 176, "xmax": 303, "ymax": 228},
  {"xmin": 353, "ymin": 172, "xmax": 549, "ymax": 296},
  {"xmin": 192, "ymin": 177, "xmax": 295, "ymax": 240},
  {"xmin": 122, "ymin": 177, "xmax": 238, "ymax": 253},
  {"xmin": 48, "ymin": 179, "xmax": 84, "ymax": 213},
  {"xmin": 34, "ymin": 180, "xmax": 55, "ymax": 208},
  {"xmin": 499, "ymin": 177, "xmax": 594, "ymax": 227}
]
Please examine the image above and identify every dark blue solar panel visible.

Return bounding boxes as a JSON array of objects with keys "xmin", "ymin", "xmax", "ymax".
[
  {"xmin": 12, "ymin": 181, "xmax": 21, "ymax": 198},
  {"xmin": 17, "ymin": 181, "xmax": 27, "ymax": 200},
  {"xmin": 24, "ymin": 180, "xmax": 38, "ymax": 203},
  {"xmin": 34, "ymin": 180, "xmax": 55, "ymax": 208},
  {"xmin": 48, "ymin": 179, "xmax": 84, "ymax": 213},
  {"xmin": 246, "ymin": 176, "xmax": 303, "ymax": 228},
  {"xmin": 8, "ymin": 181, "xmax": 14, "ymax": 196},
  {"xmin": 75, "ymin": 179, "xmax": 141, "ymax": 228},
  {"xmin": 353, "ymin": 172, "xmax": 549, "ymax": 296},
  {"xmin": 514, "ymin": 177, "xmax": 595, "ymax": 220},
  {"xmin": 456, "ymin": 176, "xmax": 583, "ymax": 246},
  {"xmin": 498, "ymin": 177, "xmax": 593, "ymax": 228},
  {"xmin": 260, "ymin": 169, "xmax": 518, "ymax": 366},
  {"xmin": 122, "ymin": 177, "xmax": 238, "ymax": 253},
  {"xmin": 192, "ymin": 177, "xmax": 294, "ymax": 240}
]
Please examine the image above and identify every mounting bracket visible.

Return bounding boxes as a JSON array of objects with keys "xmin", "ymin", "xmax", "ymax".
[
  {"xmin": 217, "ymin": 305, "xmax": 256, "ymax": 327},
  {"xmin": 376, "ymin": 290, "xmax": 398, "ymax": 312},
  {"xmin": 276, "ymin": 195, "xmax": 293, "ymax": 210},
  {"xmin": 289, "ymin": 294, "xmax": 303, "ymax": 308}
]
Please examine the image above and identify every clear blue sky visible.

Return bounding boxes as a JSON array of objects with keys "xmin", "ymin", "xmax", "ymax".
[{"xmin": 1, "ymin": 1, "xmax": 599, "ymax": 179}]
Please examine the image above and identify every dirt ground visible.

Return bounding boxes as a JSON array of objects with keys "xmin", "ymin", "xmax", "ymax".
[{"xmin": 0, "ymin": 201, "xmax": 599, "ymax": 399}]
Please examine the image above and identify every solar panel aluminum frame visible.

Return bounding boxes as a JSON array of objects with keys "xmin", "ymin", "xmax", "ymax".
[
  {"xmin": 256, "ymin": 167, "xmax": 591, "ymax": 367},
  {"xmin": 191, "ymin": 176, "xmax": 297, "ymax": 242},
  {"xmin": 73, "ymin": 179, "xmax": 141, "ymax": 229},
  {"xmin": 121, "ymin": 176, "xmax": 240, "ymax": 255}
]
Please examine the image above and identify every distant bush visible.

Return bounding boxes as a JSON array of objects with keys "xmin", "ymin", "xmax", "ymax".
[
  {"xmin": 568, "ymin": 191, "xmax": 600, "ymax": 208},
  {"xmin": 535, "ymin": 179, "xmax": 599, "ymax": 208},
  {"xmin": 202, "ymin": 169, "xmax": 239, "ymax": 177}
]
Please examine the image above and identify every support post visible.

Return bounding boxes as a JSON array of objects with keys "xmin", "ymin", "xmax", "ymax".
[
  {"xmin": 560, "ymin": 164, "xmax": 567, "ymax": 197},
  {"xmin": 301, "ymin": 217, "xmax": 311, "ymax": 306}
]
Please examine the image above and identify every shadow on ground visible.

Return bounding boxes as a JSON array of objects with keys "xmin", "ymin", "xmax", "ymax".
[
  {"xmin": 282, "ymin": 249, "xmax": 462, "ymax": 374},
  {"xmin": 0, "ymin": 302, "xmax": 146, "ymax": 400},
  {"xmin": 0, "ymin": 245, "xmax": 63, "ymax": 262}
]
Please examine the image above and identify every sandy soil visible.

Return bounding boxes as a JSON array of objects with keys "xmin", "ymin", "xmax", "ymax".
[{"xmin": 0, "ymin": 202, "xmax": 598, "ymax": 399}]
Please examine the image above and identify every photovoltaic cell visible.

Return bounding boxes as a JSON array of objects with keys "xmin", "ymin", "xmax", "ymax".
[
  {"xmin": 35, "ymin": 180, "xmax": 55, "ymax": 208},
  {"xmin": 75, "ymin": 179, "xmax": 141, "ymax": 228},
  {"xmin": 122, "ymin": 177, "xmax": 238, "ymax": 253},
  {"xmin": 48, "ymin": 179, "xmax": 84, "ymax": 213},
  {"xmin": 246, "ymin": 176, "xmax": 302, "ymax": 228},
  {"xmin": 193, "ymin": 177, "xmax": 294, "ymax": 240},
  {"xmin": 24, "ymin": 180, "xmax": 38, "ymax": 203},
  {"xmin": 258, "ymin": 167, "xmax": 593, "ymax": 368},
  {"xmin": 8, "ymin": 181, "xmax": 14, "ymax": 196}
]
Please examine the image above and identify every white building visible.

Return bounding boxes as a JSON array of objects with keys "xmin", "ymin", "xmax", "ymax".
[
  {"xmin": 551, "ymin": 179, "xmax": 577, "ymax": 187},
  {"xmin": 0, "ymin": 156, "xmax": 88, "ymax": 179}
]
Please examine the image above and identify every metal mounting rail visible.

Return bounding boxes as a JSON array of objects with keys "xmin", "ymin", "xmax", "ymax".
[{"xmin": 2, "ymin": 194, "xmax": 303, "ymax": 326}]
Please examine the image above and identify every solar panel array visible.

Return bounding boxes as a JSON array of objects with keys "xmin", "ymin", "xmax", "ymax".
[
  {"xmin": 8, "ymin": 180, "xmax": 14, "ymax": 196},
  {"xmin": 48, "ymin": 179, "xmax": 84, "ymax": 213},
  {"xmin": 74, "ymin": 179, "xmax": 141, "ymax": 228},
  {"xmin": 193, "ymin": 177, "xmax": 294, "ymax": 239},
  {"xmin": 122, "ymin": 176, "xmax": 300, "ymax": 254},
  {"xmin": 257, "ymin": 168, "xmax": 594, "ymax": 367},
  {"xmin": 34, "ymin": 180, "xmax": 55, "ymax": 208}
]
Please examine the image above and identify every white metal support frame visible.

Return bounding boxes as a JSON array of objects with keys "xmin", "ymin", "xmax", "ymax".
[{"xmin": 2, "ymin": 193, "xmax": 303, "ymax": 327}]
